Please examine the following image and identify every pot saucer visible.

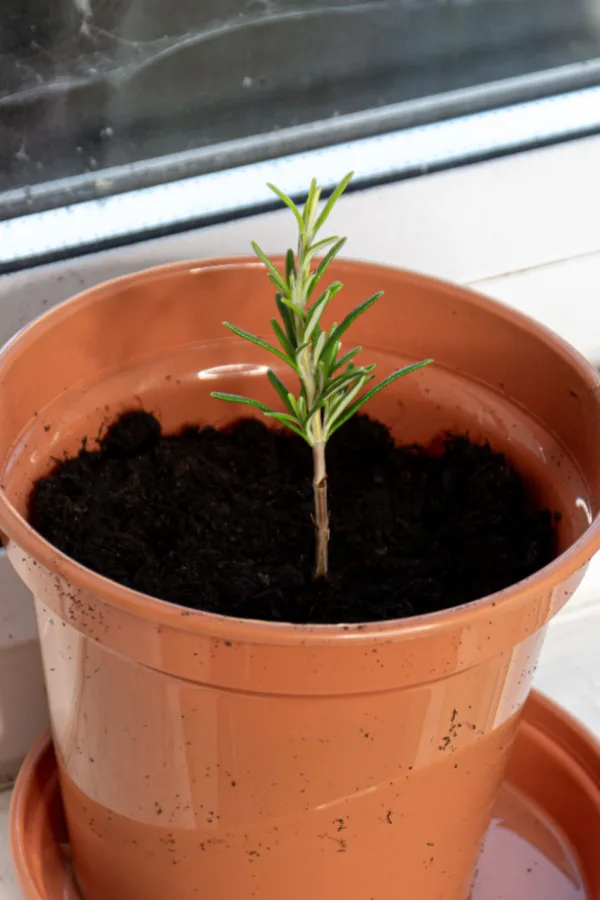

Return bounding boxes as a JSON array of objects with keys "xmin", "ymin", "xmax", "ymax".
[{"xmin": 10, "ymin": 691, "xmax": 600, "ymax": 900}]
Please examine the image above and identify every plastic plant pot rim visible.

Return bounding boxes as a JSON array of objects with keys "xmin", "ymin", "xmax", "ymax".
[{"xmin": 0, "ymin": 257, "xmax": 599, "ymax": 646}]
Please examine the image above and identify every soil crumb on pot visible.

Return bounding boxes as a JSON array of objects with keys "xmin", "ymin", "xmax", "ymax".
[{"xmin": 29, "ymin": 410, "xmax": 556, "ymax": 624}]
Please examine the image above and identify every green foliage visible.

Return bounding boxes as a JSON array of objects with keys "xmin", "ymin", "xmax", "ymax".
[{"xmin": 211, "ymin": 173, "xmax": 433, "ymax": 446}]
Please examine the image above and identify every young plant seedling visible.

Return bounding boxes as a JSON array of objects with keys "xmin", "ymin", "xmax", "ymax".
[{"xmin": 211, "ymin": 173, "xmax": 433, "ymax": 580}]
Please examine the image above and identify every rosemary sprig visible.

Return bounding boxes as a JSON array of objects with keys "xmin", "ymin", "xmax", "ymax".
[{"xmin": 212, "ymin": 173, "xmax": 433, "ymax": 579}]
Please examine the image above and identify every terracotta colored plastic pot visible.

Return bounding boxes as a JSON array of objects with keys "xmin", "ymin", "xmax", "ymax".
[
  {"xmin": 12, "ymin": 691, "xmax": 600, "ymax": 900},
  {"xmin": 0, "ymin": 258, "xmax": 599, "ymax": 900}
]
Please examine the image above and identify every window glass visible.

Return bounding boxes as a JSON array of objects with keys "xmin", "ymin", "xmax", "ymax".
[{"xmin": 2, "ymin": 0, "xmax": 600, "ymax": 217}]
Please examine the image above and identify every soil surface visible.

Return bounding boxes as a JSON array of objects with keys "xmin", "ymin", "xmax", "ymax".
[{"xmin": 29, "ymin": 410, "xmax": 556, "ymax": 624}]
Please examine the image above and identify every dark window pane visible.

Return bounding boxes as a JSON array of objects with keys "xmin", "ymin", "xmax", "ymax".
[{"xmin": 1, "ymin": 0, "xmax": 599, "ymax": 211}]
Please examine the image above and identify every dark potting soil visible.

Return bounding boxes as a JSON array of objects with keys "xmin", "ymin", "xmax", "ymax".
[{"xmin": 28, "ymin": 410, "xmax": 556, "ymax": 624}]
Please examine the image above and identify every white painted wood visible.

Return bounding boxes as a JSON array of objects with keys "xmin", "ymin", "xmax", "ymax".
[
  {"xmin": 2, "ymin": 134, "xmax": 600, "ymax": 349},
  {"xmin": 471, "ymin": 249, "xmax": 600, "ymax": 362},
  {"xmin": 0, "ymin": 790, "xmax": 19, "ymax": 898},
  {"xmin": 0, "ymin": 551, "xmax": 49, "ymax": 788}
]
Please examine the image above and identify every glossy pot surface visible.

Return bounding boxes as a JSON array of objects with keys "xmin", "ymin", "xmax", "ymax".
[{"xmin": 1, "ymin": 259, "xmax": 599, "ymax": 900}]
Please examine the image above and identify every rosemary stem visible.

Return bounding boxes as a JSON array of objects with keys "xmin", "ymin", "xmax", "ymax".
[{"xmin": 312, "ymin": 435, "xmax": 329, "ymax": 580}]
